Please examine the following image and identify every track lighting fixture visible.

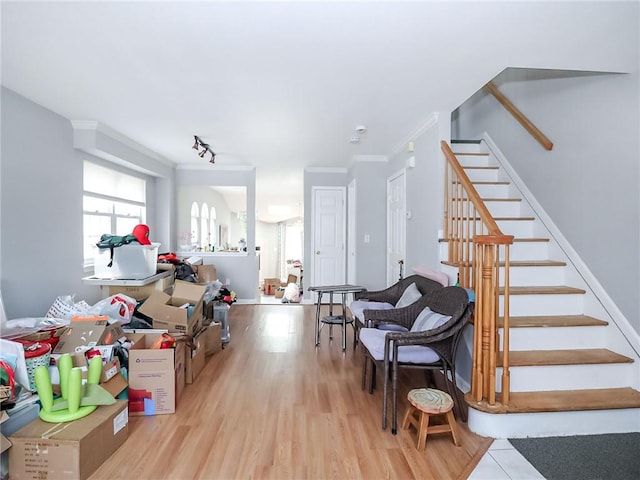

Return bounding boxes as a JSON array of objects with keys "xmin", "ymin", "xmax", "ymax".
[{"xmin": 192, "ymin": 135, "xmax": 216, "ymax": 164}]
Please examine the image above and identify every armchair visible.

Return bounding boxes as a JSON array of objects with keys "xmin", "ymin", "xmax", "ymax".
[
  {"xmin": 349, "ymin": 274, "xmax": 445, "ymax": 335},
  {"xmin": 359, "ymin": 286, "xmax": 473, "ymax": 434}
]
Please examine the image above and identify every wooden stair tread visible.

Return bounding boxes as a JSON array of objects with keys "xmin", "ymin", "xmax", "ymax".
[
  {"xmin": 467, "ymin": 388, "xmax": 640, "ymax": 414},
  {"xmin": 483, "ymin": 198, "xmax": 522, "ymax": 202},
  {"xmin": 513, "ymin": 237, "xmax": 549, "ymax": 242},
  {"xmin": 452, "ymin": 197, "xmax": 521, "ymax": 202},
  {"xmin": 452, "ymin": 152, "xmax": 488, "ymax": 156},
  {"xmin": 451, "ymin": 216, "xmax": 535, "ymax": 221},
  {"xmin": 441, "ymin": 260, "xmax": 566, "ymax": 268},
  {"xmin": 452, "ymin": 180, "xmax": 510, "ymax": 185},
  {"xmin": 499, "ymin": 314, "xmax": 608, "ymax": 328},
  {"xmin": 438, "ymin": 237, "xmax": 549, "ymax": 243},
  {"xmin": 500, "ymin": 285, "xmax": 586, "ymax": 295},
  {"xmin": 502, "ymin": 348, "xmax": 634, "ymax": 366}
]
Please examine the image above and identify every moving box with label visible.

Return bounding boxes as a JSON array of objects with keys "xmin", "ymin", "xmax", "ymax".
[{"xmin": 8, "ymin": 401, "xmax": 129, "ymax": 480}]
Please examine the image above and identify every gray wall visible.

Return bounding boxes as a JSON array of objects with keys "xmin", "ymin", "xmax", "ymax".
[
  {"xmin": 0, "ymin": 87, "xmax": 175, "ymax": 318},
  {"xmin": 453, "ymin": 70, "xmax": 640, "ymax": 333},
  {"xmin": 349, "ymin": 162, "xmax": 388, "ymax": 291}
]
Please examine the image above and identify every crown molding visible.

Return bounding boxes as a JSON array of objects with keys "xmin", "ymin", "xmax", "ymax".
[{"xmin": 70, "ymin": 120, "xmax": 174, "ymax": 168}]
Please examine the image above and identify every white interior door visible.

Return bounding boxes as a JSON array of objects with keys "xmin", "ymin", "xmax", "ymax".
[
  {"xmin": 387, "ymin": 170, "xmax": 406, "ymax": 285},
  {"xmin": 347, "ymin": 179, "xmax": 356, "ymax": 285},
  {"xmin": 312, "ymin": 187, "xmax": 346, "ymax": 287}
]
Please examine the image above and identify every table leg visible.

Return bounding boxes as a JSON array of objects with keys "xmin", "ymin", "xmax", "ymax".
[
  {"xmin": 314, "ymin": 291, "xmax": 322, "ymax": 345},
  {"xmin": 341, "ymin": 292, "xmax": 347, "ymax": 351}
]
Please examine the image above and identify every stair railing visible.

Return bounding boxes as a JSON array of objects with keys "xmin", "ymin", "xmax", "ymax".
[{"xmin": 441, "ymin": 140, "xmax": 515, "ymax": 406}]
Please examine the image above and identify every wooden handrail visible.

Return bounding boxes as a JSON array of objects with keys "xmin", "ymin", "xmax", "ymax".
[
  {"xmin": 441, "ymin": 142, "xmax": 507, "ymax": 238},
  {"xmin": 485, "ymin": 82, "xmax": 554, "ymax": 151},
  {"xmin": 441, "ymin": 140, "xmax": 515, "ymax": 409}
]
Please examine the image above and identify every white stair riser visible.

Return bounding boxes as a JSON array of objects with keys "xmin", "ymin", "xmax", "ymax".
[
  {"xmin": 501, "ymin": 265, "xmax": 566, "ymax": 286},
  {"xmin": 463, "ymin": 168, "xmax": 500, "ymax": 182},
  {"xmin": 468, "ymin": 407, "xmax": 640, "ymax": 438},
  {"xmin": 484, "ymin": 201, "xmax": 523, "ymax": 217},
  {"xmin": 503, "ymin": 294, "xmax": 584, "ymax": 316},
  {"xmin": 505, "ymin": 242, "xmax": 550, "ymax": 261},
  {"xmin": 495, "ymin": 219, "xmax": 534, "ymax": 237},
  {"xmin": 450, "ymin": 143, "xmax": 484, "ymax": 154},
  {"xmin": 496, "ymin": 363, "xmax": 638, "ymax": 392},
  {"xmin": 457, "ymin": 155, "xmax": 491, "ymax": 167},
  {"xmin": 504, "ymin": 325, "xmax": 606, "ymax": 350},
  {"xmin": 473, "ymin": 183, "xmax": 511, "ymax": 197}
]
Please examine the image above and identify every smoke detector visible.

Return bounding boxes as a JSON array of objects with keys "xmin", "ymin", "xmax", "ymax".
[
  {"xmin": 349, "ymin": 135, "xmax": 360, "ymax": 144},
  {"xmin": 355, "ymin": 125, "xmax": 367, "ymax": 134}
]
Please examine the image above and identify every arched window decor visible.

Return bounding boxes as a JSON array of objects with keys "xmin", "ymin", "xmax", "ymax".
[
  {"xmin": 201, "ymin": 203, "xmax": 209, "ymax": 248},
  {"xmin": 209, "ymin": 207, "xmax": 217, "ymax": 248},
  {"xmin": 189, "ymin": 201, "xmax": 199, "ymax": 248}
]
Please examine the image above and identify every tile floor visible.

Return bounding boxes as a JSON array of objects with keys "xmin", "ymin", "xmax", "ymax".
[{"xmin": 468, "ymin": 439, "xmax": 545, "ymax": 479}]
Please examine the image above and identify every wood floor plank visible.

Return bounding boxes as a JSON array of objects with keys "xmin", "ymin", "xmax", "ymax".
[{"xmin": 89, "ymin": 304, "xmax": 492, "ymax": 479}]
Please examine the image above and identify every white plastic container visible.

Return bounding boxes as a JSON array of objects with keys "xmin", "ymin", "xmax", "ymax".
[{"xmin": 93, "ymin": 242, "xmax": 160, "ymax": 280}]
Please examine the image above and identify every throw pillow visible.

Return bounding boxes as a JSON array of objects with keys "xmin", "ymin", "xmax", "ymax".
[
  {"xmin": 395, "ymin": 282, "xmax": 421, "ymax": 308},
  {"xmin": 410, "ymin": 306, "xmax": 452, "ymax": 332}
]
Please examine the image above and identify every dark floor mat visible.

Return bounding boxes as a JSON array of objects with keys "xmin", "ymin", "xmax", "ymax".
[{"xmin": 509, "ymin": 433, "xmax": 640, "ymax": 480}]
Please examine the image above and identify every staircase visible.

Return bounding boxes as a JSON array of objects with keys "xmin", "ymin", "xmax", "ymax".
[{"xmin": 443, "ymin": 138, "xmax": 640, "ymax": 438}]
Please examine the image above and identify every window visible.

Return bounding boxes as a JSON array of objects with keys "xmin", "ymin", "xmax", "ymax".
[
  {"xmin": 200, "ymin": 203, "xmax": 209, "ymax": 248},
  {"xmin": 190, "ymin": 202, "xmax": 199, "ymax": 248},
  {"xmin": 209, "ymin": 207, "xmax": 217, "ymax": 247},
  {"xmin": 83, "ymin": 161, "xmax": 146, "ymax": 266}
]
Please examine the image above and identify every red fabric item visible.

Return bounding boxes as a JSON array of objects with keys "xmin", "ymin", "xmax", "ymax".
[{"xmin": 132, "ymin": 224, "xmax": 151, "ymax": 245}]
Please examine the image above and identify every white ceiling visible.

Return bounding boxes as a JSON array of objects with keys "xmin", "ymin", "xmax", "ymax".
[{"xmin": 2, "ymin": 1, "xmax": 634, "ymax": 222}]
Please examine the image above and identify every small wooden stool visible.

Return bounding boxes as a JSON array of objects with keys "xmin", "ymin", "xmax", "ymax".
[{"xmin": 402, "ymin": 388, "xmax": 460, "ymax": 450}]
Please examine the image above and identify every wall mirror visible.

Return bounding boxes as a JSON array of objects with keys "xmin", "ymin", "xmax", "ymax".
[{"xmin": 177, "ymin": 185, "xmax": 247, "ymax": 252}]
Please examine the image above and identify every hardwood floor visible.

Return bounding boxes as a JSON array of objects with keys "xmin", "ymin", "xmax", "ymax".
[{"xmin": 90, "ymin": 304, "xmax": 492, "ymax": 480}]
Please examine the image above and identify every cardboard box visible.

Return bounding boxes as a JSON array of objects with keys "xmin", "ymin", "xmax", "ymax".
[
  {"xmin": 1, "ymin": 403, "xmax": 41, "ymax": 479},
  {"xmin": 49, "ymin": 355, "xmax": 128, "ymax": 399},
  {"xmin": 139, "ymin": 280, "xmax": 205, "ymax": 337},
  {"xmin": 185, "ymin": 329, "xmax": 205, "ymax": 384},
  {"xmin": 264, "ymin": 277, "xmax": 280, "ymax": 295},
  {"xmin": 194, "ymin": 264, "xmax": 218, "ymax": 283},
  {"xmin": 53, "ymin": 317, "xmax": 126, "ymax": 354},
  {"xmin": 174, "ymin": 341, "xmax": 186, "ymax": 406},
  {"xmin": 275, "ymin": 288, "xmax": 285, "ymax": 299},
  {"xmin": 107, "ymin": 273, "xmax": 174, "ymax": 300},
  {"xmin": 9, "ymin": 400, "xmax": 129, "ymax": 480},
  {"xmin": 204, "ymin": 322, "xmax": 222, "ymax": 356},
  {"xmin": 127, "ymin": 333, "xmax": 181, "ymax": 415}
]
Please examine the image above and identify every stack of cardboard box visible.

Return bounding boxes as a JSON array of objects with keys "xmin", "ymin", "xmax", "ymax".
[{"xmin": 5, "ymin": 276, "xmax": 226, "ymax": 479}]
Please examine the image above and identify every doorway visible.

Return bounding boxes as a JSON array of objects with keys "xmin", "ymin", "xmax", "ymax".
[
  {"xmin": 387, "ymin": 169, "xmax": 406, "ymax": 285},
  {"xmin": 311, "ymin": 186, "xmax": 346, "ymax": 288}
]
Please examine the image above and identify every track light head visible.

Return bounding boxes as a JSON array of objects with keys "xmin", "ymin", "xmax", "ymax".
[
  {"xmin": 192, "ymin": 135, "xmax": 200, "ymax": 150},
  {"xmin": 209, "ymin": 152, "xmax": 216, "ymax": 164},
  {"xmin": 198, "ymin": 149, "xmax": 207, "ymax": 158}
]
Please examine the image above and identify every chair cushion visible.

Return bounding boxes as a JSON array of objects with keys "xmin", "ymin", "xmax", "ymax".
[
  {"xmin": 395, "ymin": 282, "xmax": 421, "ymax": 308},
  {"xmin": 349, "ymin": 300, "xmax": 394, "ymax": 324},
  {"xmin": 410, "ymin": 306, "xmax": 451, "ymax": 332},
  {"xmin": 359, "ymin": 328, "xmax": 441, "ymax": 364}
]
